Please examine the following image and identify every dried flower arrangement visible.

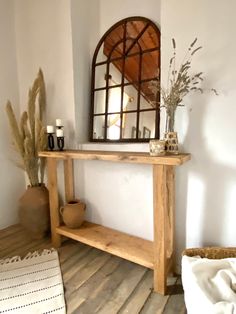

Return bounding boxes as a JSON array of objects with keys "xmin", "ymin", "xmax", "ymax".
[
  {"xmin": 6, "ymin": 69, "xmax": 47, "ymax": 187},
  {"xmin": 151, "ymin": 38, "xmax": 217, "ymax": 133}
]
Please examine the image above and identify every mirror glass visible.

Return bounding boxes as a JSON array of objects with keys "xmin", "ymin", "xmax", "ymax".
[{"xmin": 90, "ymin": 17, "xmax": 160, "ymax": 142}]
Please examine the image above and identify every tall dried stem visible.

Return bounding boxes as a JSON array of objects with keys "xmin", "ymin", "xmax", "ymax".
[{"xmin": 5, "ymin": 69, "xmax": 47, "ymax": 187}]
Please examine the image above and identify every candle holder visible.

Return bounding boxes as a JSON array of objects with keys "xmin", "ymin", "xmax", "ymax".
[
  {"xmin": 56, "ymin": 125, "xmax": 64, "ymax": 151},
  {"xmin": 47, "ymin": 133, "xmax": 55, "ymax": 151},
  {"xmin": 57, "ymin": 136, "xmax": 64, "ymax": 151}
]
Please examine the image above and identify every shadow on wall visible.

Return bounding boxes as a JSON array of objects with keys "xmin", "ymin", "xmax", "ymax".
[{"xmin": 179, "ymin": 96, "xmax": 236, "ymax": 255}]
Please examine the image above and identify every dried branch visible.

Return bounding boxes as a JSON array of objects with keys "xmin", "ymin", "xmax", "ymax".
[{"xmin": 150, "ymin": 38, "xmax": 217, "ymax": 132}]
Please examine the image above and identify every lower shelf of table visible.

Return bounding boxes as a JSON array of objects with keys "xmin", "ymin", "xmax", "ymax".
[{"xmin": 56, "ymin": 221, "xmax": 154, "ymax": 269}]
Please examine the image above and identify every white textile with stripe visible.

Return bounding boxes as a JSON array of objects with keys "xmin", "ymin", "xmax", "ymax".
[{"xmin": 0, "ymin": 249, "xmax": 66, "ymax": 314}]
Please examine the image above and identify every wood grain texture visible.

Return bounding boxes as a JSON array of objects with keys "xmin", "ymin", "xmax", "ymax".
[
  {"xmin": 140, "ymin": 277, "xmax": 178, "ymax": 314},
  {"xmin": 0, "ymin": 230, "xmax": 34, "ymax": 256},
  {"xmin": 0, "ymin": 228, "xmax": 51, "ymax": 258},
  {"xmin": 73, "ymin": 259, "xmax": 134, "ymax": 314},
  {"xmin": 67, "ymin": 255, "xmax": 121, "ymax": 313},
  {"xmin": 61, "ymin": 245, "xmax": 92, "ymax": 282},
  {"xmin": 163, "ymin": 278, "xmax": 186, "ymax": 313},
  {"xmin": 166, "ymin": 166, "xmax": 175, "ymax": 259},
  {"xmin": 46, "ymin": 157, "xmax": 61, "ymax": 247},
  {"xmin": 97, "ymin": 265, "xmax": 147, "ymax": 313},
  {"xmin": 0, "ymin": 224, "xmax": 22, "ymax": 238},
  {"xmin": 39, "ymin": 150, "xmax": 191, "ymax": 166},
  {"xmin": 64, "ymin": 158, "xmax": 75, "ymax": 202},
  {"xmin": 64, "ymin": 249, "xmax": 110, "ymax": 289},
  {"xmin": 58, "ymin": 241, "xmax": 87, "ymax": 264},
  {"xmin": 119, "ymin": 270, "xmax": 153, "ymax": 313},
  {"xmin": 153, "ymin": 164, "xmax": 168, "ymax": 295},
  {"xmin": 56, "ymin": 222, "xmax": 154, "ymax": 269},
  {"xmin": 0, "ymin": 225, "xmax": 186, "ymax": 314}
]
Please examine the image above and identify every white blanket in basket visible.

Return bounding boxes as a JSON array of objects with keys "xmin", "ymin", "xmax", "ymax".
[{"xmin": 182, "ymin": 255, "xmax": 236, "ymax": 314}]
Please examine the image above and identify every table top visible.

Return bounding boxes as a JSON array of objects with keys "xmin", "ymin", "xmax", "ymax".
[{"xmin": 39, "ymin": 150, "xmax": 191, "ymax": 166}]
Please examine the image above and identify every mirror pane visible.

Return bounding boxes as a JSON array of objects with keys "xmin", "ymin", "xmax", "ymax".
[
  {"xmin": 107, "ymin": 114, "xmax": 121, "ymax": 140},
  {"xmin": 139, "ymin": 110, "xmax": 156, "ymax": 138},
  {"xmin": 110, "ymin": 43, "xmax": 123, "ymax": 60},
  {"xmin": 122, "ymin": 112, "xmax": 137, "ymax": 139},
  {"xmin": 123, "ymin": 85, "xmax": 137, "ymax": 111},
  {"xmin": 94, "ymin": 90, "xmax": 106, "ymax": 114},
  {"xmin": 108, "ymin": 62, "xmax": 122, "ymax": 86},
  {"xmin": 140, "ymin": 80, "xmax": 158, "ymax": 109},
  {"xmin": 126, "ymin": 20, "xmax": 147, "ymax": 34},
  {"xmin": 125, "ymin": 38, "xmax": 138, "ymax": 55},
  {"xmin": 125, "ymin": 37, "xmax": 142, "ymax": 56},
  {"xmin": 124, "ymin": 54, "xmax": 140, "ymax": 83},
  {"xmin": 108, "ymin": 87, "xmax": 122, "ymax": 113},
  {"xmin": 96, "ymin": 44, "xmax": 108, "ymax": 63},
  {"xmin": 126, "ymin": 21, "xmax": 147, "ymax": 53},
  {"xmin": 105, "ymin": 24, "xmax": 124, "ymax": 60},
  {"xmin": 141, "ymin": 50, "xmax": 159, "ymax": 80},
  {"xmin": 138, "ymin": 25, "xmax": 160, "ymax": 50},
  {"xmin": 95, "ymin": 64, "xmax": 107, "ymax": 89},
  {"xmin": 107, "ymin": 85, "xmax": 138, "ymax": 113},
  {"xmin": 93, "ymin": 115, "xmax": 105, "ymax": 139}
]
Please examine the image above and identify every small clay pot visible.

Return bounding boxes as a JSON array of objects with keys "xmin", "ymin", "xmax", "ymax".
[{"xmin": 60, "ymin": 199, "xmax": 86, "ymax": 229}]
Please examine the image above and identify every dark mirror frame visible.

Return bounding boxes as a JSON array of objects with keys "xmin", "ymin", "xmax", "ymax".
[{"xmin": 90, "ymin": 16, "xmax": 161, "ymax": 142}]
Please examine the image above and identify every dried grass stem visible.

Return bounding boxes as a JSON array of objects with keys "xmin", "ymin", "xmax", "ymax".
[{"xmin": 6, "ymin": 69, "xmax": 47, "ymax": 187}]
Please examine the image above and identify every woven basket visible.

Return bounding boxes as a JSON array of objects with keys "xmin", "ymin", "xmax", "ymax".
[{"xmin": 182, "ymin": 247, "xmax": 236, "ymax": 259}]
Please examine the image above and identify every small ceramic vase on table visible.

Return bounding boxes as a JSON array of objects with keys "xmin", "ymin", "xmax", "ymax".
[
  {"xmin": 149, "ymin": 140, "xmax": 166, "ymax": 156},
  {"xmin": 164, "ymin": 132, "xmax": 179, "ymax": 154}
]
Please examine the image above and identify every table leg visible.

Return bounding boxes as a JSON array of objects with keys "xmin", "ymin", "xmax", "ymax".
[
  {"xmin": 47, "ymin": 157, "xmax": 61, "ymax": 248},
  {"xmin": 64, "ymin": 158, "xmax": 75, "ymax": 202},
  {"xmin": 166, "ymin": 166, "xmax": 175, "ymax": 273},
  {"xmin": 153, "ymin": 164, "xmax": 175, "ymax": 295}
]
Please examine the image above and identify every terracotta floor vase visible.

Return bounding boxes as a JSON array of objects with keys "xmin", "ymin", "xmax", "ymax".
[{"xmin": 19, "ymin": 184, "xmax": 50, "ymax": 239}]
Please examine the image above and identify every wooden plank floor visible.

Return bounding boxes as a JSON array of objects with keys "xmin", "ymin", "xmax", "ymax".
[{"xmin": 0, "ymin": 225, "xmax": 186, "ymax": 314}]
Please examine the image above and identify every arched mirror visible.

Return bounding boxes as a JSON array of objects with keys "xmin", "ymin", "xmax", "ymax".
[{"xmin": 90, "ymin": 16, "xmax": 160, "ymax": 142}]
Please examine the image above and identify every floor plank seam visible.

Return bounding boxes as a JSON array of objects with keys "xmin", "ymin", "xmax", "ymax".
[
  {"xmin": 60, "ymin": 246, "xmax": 92, "ymax": 269},
  {"xmin": 96, "ymin": 264, "xmax": 147, "ymax": 313},
  {"xmin": 138, "ymin": 286, "xmax": 153, "ymax": 313},
  {"xmin": 162, "ymin": 276, "xmax": 179, "ymax": 313},
  {"xmin": 117, "ymin": 269, "xmax": 150, "ymax": 314},
  {"xmin": 67, "ymin": 253, "xmax": 114, "ymax": 296},
  {"xmin": 71, "ymin": 256, "xmax": 123, "ymax": 314}
]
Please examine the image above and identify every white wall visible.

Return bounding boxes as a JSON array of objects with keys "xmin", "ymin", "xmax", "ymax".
[
  {"xmin": 162, "ymin": 0, "xmax": 236, "ymax": 266},
  {"xmin": 99, "ymin": 0, "xmax": 160, "ymax": 34},
  {"xmin": 14, "ymin": 0, "xmax": 76, "ymax": 148},
  {"xmin": 70, "ymin": 0, "xmax": 99, "ymax": 143},
  {"xmin": 0, "ymin": 0, "xmax": 25, "ymax": 228}
]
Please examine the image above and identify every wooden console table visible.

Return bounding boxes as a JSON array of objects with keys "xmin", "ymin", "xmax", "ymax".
[{"xmin": 39, "ymin": 150, "xmax": 190, "ymax": 295}]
